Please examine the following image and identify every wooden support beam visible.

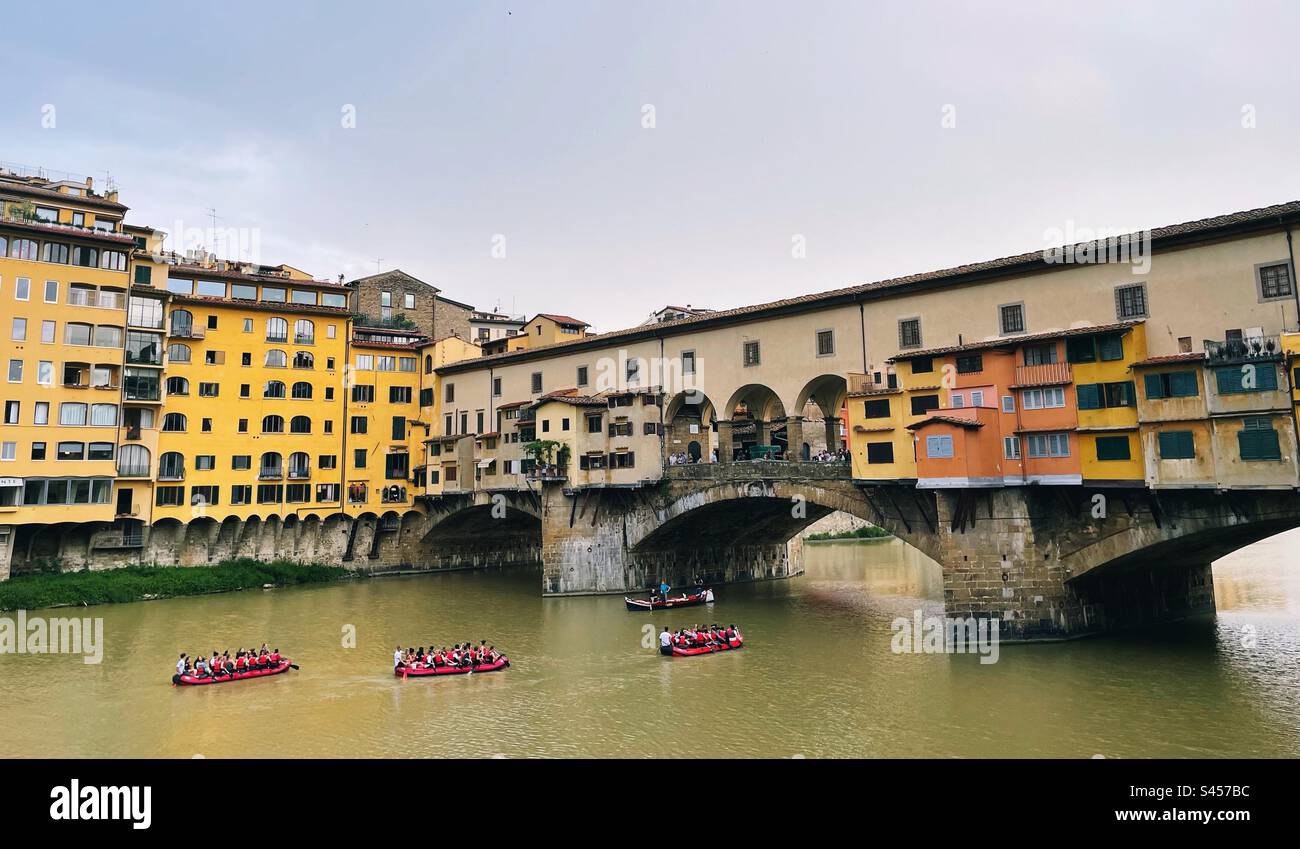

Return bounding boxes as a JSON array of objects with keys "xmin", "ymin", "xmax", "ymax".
[{"xmin": 880, "ymin": 486, "xmax": 912, "ymax": 534}]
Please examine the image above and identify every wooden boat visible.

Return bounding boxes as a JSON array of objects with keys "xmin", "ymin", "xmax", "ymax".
[
  {"xmin": 625, "ymin": 588, "xmax": 714, "ymax": 612},
  {"xmin": 172, "ymin": 659, "xmax": 296, "ymax": 686}
]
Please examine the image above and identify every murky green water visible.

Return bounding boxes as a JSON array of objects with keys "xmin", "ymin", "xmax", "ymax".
[{"xmin": 1, "ymin": 531, "xmax": 1298, "ymax": 758}]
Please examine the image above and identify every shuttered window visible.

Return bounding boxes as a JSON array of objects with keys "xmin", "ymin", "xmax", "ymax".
[
  {"xmin": 1157, "ymin": 430, "xmax": 1195, "ymax": 459},
  {"xmin": 864, "ymin": 398, "xmax": 891, "ymax": 419},
  {"xmin": 1215, "ymin": 365, "xmax": 1278, "ymax": 394},
  {"xmin": 910, "ymin": 394, "xmax": 940, "ymax": 416},
  {"xmin": 1238, "ymin": 417, "xmax": 1281, "ymax": 460},
  {"xmin": 866, "ymin": 442, "xmax": 894, "ymax": 464},
  {"xmin": 1144, "ymin": 371, "xmax": 1198, "ymax": 399},
  {"xmin": 1095, "ymin": 435, "xmax": 1131, "ymax": 461}
]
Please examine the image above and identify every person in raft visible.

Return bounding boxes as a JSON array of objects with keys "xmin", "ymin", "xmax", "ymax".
[
  {"xmin": 666, "ymin": 624, "xmax": 740, "ymax": 651},
  {"xmin": 177, "ymin": 646, "xmax": 282, "ymax": 679},
  {"xmin": 659, "ymin": 627, "xmax": 674, "ymax": 656},
  {"xmin": 394, "ymin": 642, "xmax": 504, "ymax": 670}
]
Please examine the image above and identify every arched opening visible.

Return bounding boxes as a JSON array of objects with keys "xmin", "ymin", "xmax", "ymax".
[
  {"xmin": 722, "ymin": 384, "xmax": 787, "ymax": 461},
  {"xmin": 793, "ymin": 373, "xmax": 850, "ymax": 456},
  {"xmin": 414, "ymin": 503, "xmax": 542, "ymax": 571},
  {"xmin": 665, "ymin": 390, "xmax": 716, "ymax": 464}
]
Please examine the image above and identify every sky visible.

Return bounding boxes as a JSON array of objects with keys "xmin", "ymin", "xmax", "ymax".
[{"xmin": 3, "ymin": 0, "xmax": 1298, "ymax": 332}]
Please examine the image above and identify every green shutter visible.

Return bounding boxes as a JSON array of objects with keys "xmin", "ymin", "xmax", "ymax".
[
  {"xmin": 1076, "ymin": 383, "xmax": 1102, "ymax": 410},
  {"xmin": 1097, "ymin": 334, "xmax": 1124, "ymax": 361},
  {"xmin": 1158, "ymin": 430, "xmax": 1195, "ymax": 459},
  {"xmin": 1169, "ymin": 371, "xmax": 1199, "ymax": 397},
  {"xmin": 1238, "ymin": 429, "xmax": 1281, "ymax": 460},
  {"xmin": 1216, "ymin": 367, "xmax": 1244, "ymax": 394},
  {"xmin": 1144, "ymin": 373, "xmax": 1166, "ymax": 399},
  {"xmin": 1257, "ymin": 365, "xmax": 1279, "ymax": 391},
  {"xmin": 1095, "ymin": 435, "xmax": 1131, "ymax": 461}
]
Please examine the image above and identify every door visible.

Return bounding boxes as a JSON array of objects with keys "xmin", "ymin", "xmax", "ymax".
[{"xmin": 116, "ymin": 487, "xmax": 132, "ymax": 516}]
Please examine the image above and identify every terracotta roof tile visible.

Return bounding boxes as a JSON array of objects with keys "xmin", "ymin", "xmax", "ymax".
[{"xmin": 890, "ymin": 321, "xmax": 1143, "ymax": 361}]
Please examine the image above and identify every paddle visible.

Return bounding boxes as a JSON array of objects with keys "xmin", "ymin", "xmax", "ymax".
[{"xmin": 288, "ymin": 664, "xmax": 300, "ymax": 670}]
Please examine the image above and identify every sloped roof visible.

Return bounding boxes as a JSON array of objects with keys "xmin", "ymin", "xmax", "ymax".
[{"xmin": 889, "ymin": 321, "xmax": 1143, "ymax": 362}]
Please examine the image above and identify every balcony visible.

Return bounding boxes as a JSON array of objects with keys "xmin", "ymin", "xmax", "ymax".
[
  {"xmin": 1012, "ymin": 362, "xmax": 1073, "ymax": 388},
  {"xmin": 847, "ymin": 372, "xmax": 897, "ymax": 393},
  {"xmin": 1205, "ymin": 335, "xmax": 1282, "ymax": 365},
  {"xmin": 116, "ymin": 464, "xmax": 151, "ymax": 478},
  {"xmin": 157, "ymin": 468, "xmax": 185, "ymax": 481},
  {"xmin": 293, "ymin": 334, "xmax": 315, "ymax": 345},
  {"xmin": 259, "ymin": 467, "xmax": 284, "ymax": 480},
  {"xmin": 288, "ymin": 466, "xmax": 312, "ymax": 480},
  {"xmin": 526, "ymin": 464, "xmax": 568, "ymax": 482},
  {"xmin": 266, "ymin": 333, "xmax": 288, "ymax": 344},
  {"xmin": 169, "ymin": 323, "xmax": 205, "ymax": 340}
]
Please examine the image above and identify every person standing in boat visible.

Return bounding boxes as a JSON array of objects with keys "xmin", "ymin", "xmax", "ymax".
[
  {"xmin": 658, "ymin": 580, "xmax": 670, "ymax": 602},
  {"xmin": 394, "ymin": 645, "xmax": 404, "ymax": 669},
  {"xmin": 659, "ymin": 627, "xmax": 673, "ymax": 656}
]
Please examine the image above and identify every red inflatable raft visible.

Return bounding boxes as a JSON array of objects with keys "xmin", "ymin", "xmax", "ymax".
[
  {"xmin": 395, "ymin": 657, "xmax": 510, "ymax": 677},
  {"xmin": 668, "ymin": 638, "xmax": 743, "ymax": 657},
  {"xmin": 172, "ymin": 659, "xmax": 295, "ymax": 686}
]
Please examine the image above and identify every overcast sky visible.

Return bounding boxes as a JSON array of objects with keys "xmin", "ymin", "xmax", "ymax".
[{"xmin": 3, "ymin": 0, "xmax": 1297, "ymax": 331}]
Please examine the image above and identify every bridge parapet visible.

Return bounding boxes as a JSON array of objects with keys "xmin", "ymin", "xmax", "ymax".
[{"xmin": 665, "ymin": 460, "xmax": 851, "ymax": 483}]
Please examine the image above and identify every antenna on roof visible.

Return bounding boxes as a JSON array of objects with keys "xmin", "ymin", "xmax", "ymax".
[
  {"xmin": 205, "ymin": 207, "xmax": 223, "ymax": 257},
  {"xmin": 374, "ymin": 257, "xmax": 383, "ymax": 274}
]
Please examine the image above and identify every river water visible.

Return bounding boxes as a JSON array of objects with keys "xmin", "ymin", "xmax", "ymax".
[{"xmin": 1, "ymin": 531, "xmax": 1298, "ymax": 758}]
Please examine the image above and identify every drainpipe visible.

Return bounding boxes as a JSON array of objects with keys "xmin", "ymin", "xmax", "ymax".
[
  {"xmin": 1285, "ymin": 221, "xmax": 1299, "ymax": 333},
  {"xmin": 858, "ymin": 301, "xmax": 867, "ymax": 374}
]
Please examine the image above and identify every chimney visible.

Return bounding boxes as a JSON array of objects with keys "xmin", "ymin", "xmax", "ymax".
[{"xmin": 85, "ymin": 176, "xmax": 93, "ymax": 191}]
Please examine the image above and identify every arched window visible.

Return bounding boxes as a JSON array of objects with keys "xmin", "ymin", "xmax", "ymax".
[
  {"xmin": 288, "ymin": 452, "xmax": 311, "ymax": 478},
  {"xmin": 167, "ymin": 343, "xmax": 191, "ymax": 363},
  {"xmin": 158, "ymin": 451, "xmax": 185, "ymax": 479},
  {"xmin": 117, "ymin": 444, "xmax": 151, "ymax": 477},
  {"xmin": 290, "ymin": 415, "xmax": 311, "ymax": 434},
  {"xmin": 425, "ymin": 354, "xmax": 433, "ymax": 374},
  {"xmin": 266, "ymin": 317, "xmax": 288, "ymax": 342},
  {"xmin": 264, "ymin": 380, "xmax": 286, "ymax": 399},
  {"xmin": 262, "ymin": 415, "xmax": 285, "ymax": 434},
  {"xmin": 293, "ymin": 351, "xmax": 314, "ymax": 369},
  {"xmin": 161, "ymin": 413, "xmax": 187, "ymax": 432},
  {"xmin": 166, "ymin": 376, "xmax": 189, "ymax": 396},
  {"xmin": 293, "ymin": 319, "xmax": 314, "ymax": 344},
  {"xmin": 291, "ymin": 381, "xmax": 313, "ymax": 399},
  {"xmin": 169, "ymin": 309, "xmax": 194, "ymax": 335},
  {"xmin": 259, "ymin": 452, "xmax": 282, "ymax": 477},
  {"xmin": 265, "ymin": 349, "xmax": 287, "ymax": 368}
]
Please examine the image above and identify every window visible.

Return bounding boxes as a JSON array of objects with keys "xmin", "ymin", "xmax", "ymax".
[
  {"xmin": 90, "ymin": 404, "xmax": 118, "ymax": 426},
  {"xmin": 866, "ymin": 442, "xmax": 894, "ymax": 464},
  {"xmin": 1076, "ymin": 381, "xmax": 1135, "ymax": 410},
  {"xmin": 1065, "ymin": 336, "xmax": 1096, "ymax": 363},
  {"xmin": 815, "ymin": 329, "xmax": 835, "ymax": 357},
  {"xmin": 30, "ymin": 442, "xmax": 46, "ymax": 460},
  {"xmin": 445, "ymin": 383, "xmax": 455, "ymax": 403},
  {"xmin": 1257, "ymin": 262, "xmax": 1294, "ymax": 301},
  {"xmin": 41, "ymin": 320, "xmax": 55, "ymax": 343},
  {"xmin": 316, "ymin": 483, "xmax": 339, "ymax": 503},
  {"xmin": 398, "ymin": 357, "xmax": 416, "ymax": 373},
  {"xmin": 13, "ymin": 277, "xmax": 31, "ymax": 299},
  {"xmin": 1003, "ymin": 436, "xmax": 1021, "ymax": 459},
  {"xmin": 259, "ymin": 453, "xmax": 283, "ymax": 477},
  {"xmin": 356, "ymin": 354, "xmax": 373, "ymax": 371},
  {"xmin": 970, "ymin": 390, "xmax": 985, "ymax": 407},
  {"xmin": 94, "ymin": 325, "xmax": 122, "ymax": 348},
  {"xmin": 910, "ymin": 394, "xmax": 939, "ymax": 417},
  {"xmin": 1239, "ymin": 417, "xmax": 1281, "ymax": 460},
  {"xmin": 168, "ymin": 343, "xmax": 191, "ymax": 363},
  {"xmin": 319, "ymin": 455, "xmax": 337, "ymax": 470},
  {"xmin": 65, "ymin": 323, "xmax": 92, "ymax": 346},
  {"xmin": 190, "ymin": 486, "xmax": 219, "ymax": 507},
  {"xmin": 33, "ymin": 402, "xmax": 48, "ymax": 425},
  {"xmin": 376, "ymin": 356, "xmax": 395, "ymax": 372},
  {"xmin": 266, "ymin": 317, "xmax": 288, "ymax": 342},
  {"xmin": 351, "ymin": 416, "xmax": 368, "ymax": 435},
  {"xmin": 1115, "ymin": 283, "xmax": 1148, "ymax": 318},
  {"xmin": 1022, "ymin": 344, "xmax": 1056, "ymax": 366},
  {"xmin": 195, "ymin": 455, "xmax": 216, "ymax": 471},
  {"xmin": 156, "ymin": 487, "xmax": 185, "ymax": 507},
  {"xmin": 1144, "ymin": 371, "xmax": 1199, "ymax": 399},
  {"xmin": 134, "ymin": 265, "xmax": 152, "ymax": 285},
  {"xmin": 531, "ymin": 372, "xmax": 543, "ymax": 393},
  {"xmin": 911, "ymin": 357, "xmax": 933, "ymax": 375},
  {"xmin": 0, "ymin": 442, "xmax": 14, "ymax": 461},
  {"xmin": 492, "ymin": 377, "xmax": 503, "ymax": 397},
  {"xmin": 161, "ymin": 413, "xmax": 186, "ymax": 432},
  {"xmin": 1021, "ymin": 387, "xmax": 1065, "ymax": 410},
  {"xmin": 198, "ymin": 382, "xmax": 219, "ymax": 397},
  {"xmin": 290, "ymin": 416, "xmax": 311, "ymax": 434},
  {"xmin": 1026, "ymin": 433, "xmax": 1070, "ymax": 458},
  {"xmin": 293, "ymin": 382, "xmax": 313, "ymax": 400},
  {"xmin": 864, "ymin": 398, "xmax": 891, "ymax": 418},
  {"xmin": 60, "ymin": 402, "xmax": 87, "ymax": 426},
  {"xmin": 1001, "ymin": 395, "xmax": 1015, "ymax": 413},
  {"xmin": 44, "ymin": 242, "xmax": 70, "ymax": 264},
  {"xmin": 265, "ymin": 349, "xmax": 287, "ymax": 368},
  {"xmin": 3, "ymin": 401, "xmax": 18, "ymax": 425},
  {"xmin": 1158, "ymin": 430, "xmax": 1195, "ymax": 460},
  {"xmin": 950, "ymin": 394, "xmax": 965, "ymax": 408},
  {"xmin": 925, "ymin": 435, "xmax": 953, "ymax": 459},
  {"xmin": 385, "ymin": 452, "xmax": 409, "ymax": 480},
  {"xmin": 292, "ymin": 351, "xmax": 314, "ymax": 369},
  {"xmin": 999, "ymin": 303, "xmax": 1025, "ymax": 335},
  {"xmin": 231, "ymin": 485, "xmax": 252, "ymax": 505},
  {"xmin": 898, "ymin": 318, "xmax": 922, "ymax": 349},
  {"xmin": 232, "ymin": 455, "xmax": 251, "ymax": 471},
  {"xmin": 404, "ymin": 292, "xmax": 416, "ymax": 310},
  {"xmin": 262, "ymin": 415, "xmax": 285, "ymax": 434},
  {"xmin": 207, "ymin": 314, "xmax": 218, "ymax": 330},
  {"xmin": 1216, "ymin": 365, "xmax": 1278, "ymax": 394},
  {"xmin": 353, "ymin": 448, "xmax": 367, "ymax": 469},
  {"xmin": 293, "ymin": 320, "xmax": 314, "ymax": 344},
  {"xmin": 7, "ymin": 359, "xmax": 21, "ymax": 383},
  {"xmin": 57, "ymin": 441, "xmax": 86, "ymax": 461},
  {"xmin": 158, "ymin": 452, "xmax": 184, "ymax": 479},
  {"xmin": 43, "ymin": 280, "xmax": 58, "ymax": 303},
  {"xmin": 351, "ymin": 385, "xmax": 374, "ymax": 403},
  {"xmin": 1095, "ymin": 435, "xmax": 1131, "ymax": 461},
  {"xmin": 257, "ymin": 484, "xmax": 283, "ymax": 504},
  {"xmin": 264, "ymin": 380, "xmax": 286, "ymax": 399},
  {"xmin": 955, "ymin": 355, "xmax": 982, "ymax": 374},
  {"xmin": 743, "ymin": 340, "xmax": 761, "ymax": 367},
  {"xmin": 241, "ymin": 353, "xmax": 251, "ymax": 367}
]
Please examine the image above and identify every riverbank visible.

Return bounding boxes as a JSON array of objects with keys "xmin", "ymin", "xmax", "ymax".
[{"xmin": 0, "ymin": 560, "xmax": 354, "ymax": 612}]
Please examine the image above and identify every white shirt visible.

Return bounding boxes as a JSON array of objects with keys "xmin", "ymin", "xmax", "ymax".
[
  {"xmin": 176, "ymin": 658, "xmax": 186, "ymax": 674},
  {"xmin": 394, "ymin": 650, "xmax": 402, "ymax": 666},
  {"xmin": 660, "ymin": 631, "xmax": 672, "ymax": 647}
]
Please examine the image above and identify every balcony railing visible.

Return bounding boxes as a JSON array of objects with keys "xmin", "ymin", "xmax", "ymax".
[
  {"xmin": 266, "ymin": 333, "xmax": 288, "ymax": 343},
  {"xmin": 169, "ymin": 323, "xmax": 205, "ymax": 339},
  {"xmin": 92, "ymin": 528, "xmax": 144, "ymax": 549},
  {"xmin": 157, "ymin": 468, "xmax": 185, "ymax": 481},
  {"xmin": 288, "ymin": 466, "xmax": 311, "ymax": 480},
  {"xmin": 259, "ymin": 467, "xmax": 284, "ymax": 480},
  {"xmin": 294, "ymin": 334, "xmax": 315, "ymax": 345},
  {"xmin": 847, "ymin": 372, "xmax": 897, "ymax": 393},
  {"xmin": 116, "ymin": 464, "xmax": 151, "ymax": 478},
  {"xmin": 1013, "ymin": 362, "xmax": 1073, "ymax": 387},
  {"xmin": 526, "ymin": 464, "xmax": 568, "ymax": 481},
  {"xmin": 1206, "ymin": 335, "xmax": 1282, "ymax": 364}
]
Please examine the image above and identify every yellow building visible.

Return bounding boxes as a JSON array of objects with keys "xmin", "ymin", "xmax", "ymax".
[
  {"xmin": 481, "ymin": 313, "xmax": 590, "ymax": 356},
  {"xmin": 145, "ymin": 259, "xmax": 352, "ymax": 524},
  {"xmin": 1072, "ymin": 321, "xmax": 1146, "ymax": 486},
  {"xmin": 846, "ymin": 360, "xmax": 944, "ymax": 482},
  {"xmin": 1, "ymin": 170, "xmax": 132, "ymax": 535}
]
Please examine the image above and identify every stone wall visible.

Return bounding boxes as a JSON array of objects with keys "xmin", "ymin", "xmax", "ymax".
[{"xmin": 350, "ymin": 270, "xmax": 474, "ymax": 342}]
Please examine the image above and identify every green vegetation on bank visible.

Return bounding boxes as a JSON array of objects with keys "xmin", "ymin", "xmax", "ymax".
[
  {"xmin": 0, "ymin": 559, "xmax": 353, "ymax": 611},
  {"xmin": 806, "ymin": 525, "xmax": 892, "ymax": 541}
]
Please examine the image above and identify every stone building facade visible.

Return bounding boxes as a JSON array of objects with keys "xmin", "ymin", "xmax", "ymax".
[{"xmin": 349, "ymin": 269, "xmax": 474, "ymax": 341}]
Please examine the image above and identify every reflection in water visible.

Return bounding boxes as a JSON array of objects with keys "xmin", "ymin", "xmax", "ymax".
[{"xmin": 0, "ymin": 532, "xmax": 1297, "ymax": 758}]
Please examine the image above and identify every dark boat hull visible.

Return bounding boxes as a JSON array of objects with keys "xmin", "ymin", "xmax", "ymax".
[
  {"xmin": 625, "ymin": 589, "xmax": 713, "ymax": 612},
  {"xmin": 172, "ymin": 659, "xmax": 294, "ymax": 686}
]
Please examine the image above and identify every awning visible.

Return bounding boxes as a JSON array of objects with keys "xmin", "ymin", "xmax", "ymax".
[{"xmin": 476, "ymin": 459, "xmax": 494, "ymax": 468}]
